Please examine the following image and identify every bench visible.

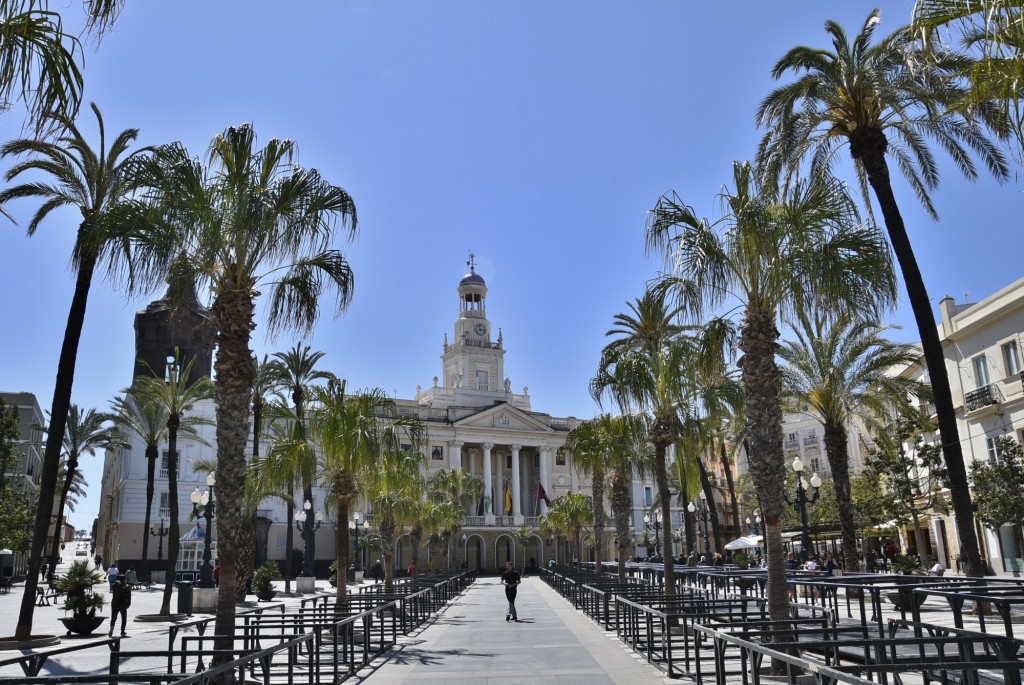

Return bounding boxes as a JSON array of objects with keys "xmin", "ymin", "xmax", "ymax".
[{"xmin": 35, "ymin": 586, "xmax": 63, "ymax": 606}]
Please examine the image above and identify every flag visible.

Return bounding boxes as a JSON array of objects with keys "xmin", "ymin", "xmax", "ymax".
[
  {"xmin": 503, "ymin": 478, "xmax": 512, "ymax": 515},
  {"xmin": 537, "ymin": 481, "xmax": 551, "ymax": 506}
]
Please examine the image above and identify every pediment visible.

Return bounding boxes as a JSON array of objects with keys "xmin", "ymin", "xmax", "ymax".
[{"xmin": 453, "ymin": 404, "xmax": 553, "ymax": 433}]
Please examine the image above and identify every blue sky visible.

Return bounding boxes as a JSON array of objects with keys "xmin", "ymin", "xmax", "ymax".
[{"xmin": 1, "ymin": 1, "xmax": 1020, "ymax": 532}]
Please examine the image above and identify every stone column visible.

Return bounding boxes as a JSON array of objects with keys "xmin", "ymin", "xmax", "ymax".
[
  {"xmin": 538, "ymin": 446, "xmax": 552, "ymax": 515},
  {"xmin": 511, "ymin": 444, "xmax": 522, "ymax": 517},
  {"xmin": 450, "ymin": 440, "xmax": 464, "ymax": 471},
  {"xmin": 482, "ymin": 442, "xmax": 494, "ymax": 518}
]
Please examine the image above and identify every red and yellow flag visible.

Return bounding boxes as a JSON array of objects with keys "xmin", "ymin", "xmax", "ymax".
[{"xmin": 503, "ymin": 478, "xmax": 513, "ymax": 515}]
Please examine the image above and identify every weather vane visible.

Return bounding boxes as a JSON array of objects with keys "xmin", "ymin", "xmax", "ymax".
[{"xmin": 467, "ymin": 250, "xmax": 476, "ymax": 272}]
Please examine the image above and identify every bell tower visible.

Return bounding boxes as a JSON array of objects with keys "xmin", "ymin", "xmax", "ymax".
[
  {"xmin": 441, "ymin": 254, "xmax": 505, "ymax": 397},
  {"xmin": 133, "ymin": 282, "xmax": 215, "ymax": 385}
]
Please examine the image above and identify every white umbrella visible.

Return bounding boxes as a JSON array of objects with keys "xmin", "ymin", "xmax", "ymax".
[{"xmin": 724, "ymin": 535, "xmax": 762, "ymax": 550}]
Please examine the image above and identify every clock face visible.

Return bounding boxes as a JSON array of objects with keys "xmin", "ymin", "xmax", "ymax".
[{"xmin": 474, "ymin": 323, "xmax": 486, "ymax": 336}]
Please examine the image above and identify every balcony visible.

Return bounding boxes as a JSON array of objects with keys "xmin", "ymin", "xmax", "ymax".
[{"xmin": 965, "ymin": 384, "xmax": 1000, "ymax": 412}]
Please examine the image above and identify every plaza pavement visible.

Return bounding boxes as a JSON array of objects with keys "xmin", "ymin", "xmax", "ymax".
[{"xmin": 0, "ymin": 557, "xmax": 1011, "ymax": 684}]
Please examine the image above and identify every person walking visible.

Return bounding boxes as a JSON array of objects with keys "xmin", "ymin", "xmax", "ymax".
[
  {"xmin": 500, "ymin": 561, "xmax": 521, "ymax": 622},
  {"xmin": 371, "ymin": 559, "xmax": 383, "ymax": 584},
  {"xmin": 106, "ymin": 562, "xmax": 119, "ymax": 591},
  {"xmin": 108, "ymin": 573, "xmax": 132, "ymax": 637}
]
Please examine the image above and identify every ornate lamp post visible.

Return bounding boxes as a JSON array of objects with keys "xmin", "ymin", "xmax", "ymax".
[
  {"xmin": 150, "ymin": 518, "xmax": 169, "ymax": 562},
  {"xmin": 784, "ymin": 456, "xmax": 821, "ymax": 561},
  {"xmin": 190, "ymin": 473, "xmax": 216, "ymax": 588},
  {"xmin": 688, "ymin": 491, "xmax": 711, "ymax": 555},
  {"xmin": 348, "ymin": 512, "xmax": 369, "ymax": 571},
  {"xmin": 294, "ymin": 500, "xmax": 323, "ymax": 577},
  {"xmin": 643, "ymin": 510, "xmax": 662, "ymax": 557}
]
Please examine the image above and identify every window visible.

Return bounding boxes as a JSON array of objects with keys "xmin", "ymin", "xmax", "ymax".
[
  {"xmin": 1003, "ymin": 341, "xmax": 1022, "ymax": 376},
  {"xmin": 973, "ymin": 355, "xmax": 990, "ymax": 388},
  {"xmin": 505, "ymin": 455, "xmax": 512, "ymax": 469},
  {"xmin": 476, "ymin": 370, "xmax": 489, "ymax": 391},
  {"xmin": 400, "ymin": 443, "xmax": 412, "ymax": 453},
  {"xmin": 644, "ymin": 486, "xmax": 653, "ymax": 507},
  {"xmin": 810, "ymin": 458, "xmax": 820, "ymax": 473},
  {"xmin": 159, "ymin": 492, "xmax": 169, "ymax": 519},
  {"xmin": 556, "ymin": 449, "xmax": 566, "ymax": 466},
  {"xmin": 987, "ymin": 437, "xmax": 1000, "ymax": 462},
  {"xmin": 431, "ymin": 446, "xmax": 444, "ymax": 461},
  {"xmin": 160, "ymin": 451, "xmax": 180, "ymax": 479}
]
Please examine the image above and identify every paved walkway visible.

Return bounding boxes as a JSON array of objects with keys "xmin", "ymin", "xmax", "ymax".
[{"xmin": 348, "ymin": 576, "xmax": 672, "ymax": 685}]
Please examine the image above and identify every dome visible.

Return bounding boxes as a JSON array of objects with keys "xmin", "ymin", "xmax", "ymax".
[{"xmin": 459, "ymin": 270, "xmax": 486, "ymax": 287}]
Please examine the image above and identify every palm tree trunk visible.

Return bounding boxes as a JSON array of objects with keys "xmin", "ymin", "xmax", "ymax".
[
  {"xmin": 16, "ymin": 254, "xmax": 95, "ymax": 641},
  {"xmin": 651, "ymin": 433, "xmax": 676, "ymax": 597},
  {"xmin": 210, "ymin": 284, "xmax": 256, "ymax": 661},
  {"xmin": 612, "ymin": 469, "xmax": 631, "ymax": 582},
  {"xmin": 721, "ymin": 440, "xmax": 740, "ymax": 542},
  {"xmin": 284, "ymin": 501, "xmax": 294, "ymax": 593},
  {"xmin": 160, "ymin": 416, "xmax": 181, "ymax": 615},
  {"xmin": 592, "ymin": 469, "xmax": 605, "ymax": 573},
  {"xmin": 334, "ymin": 495, "xmax": 350, "ymax": 605},
  {"xmin": 823, "ymin": 421, "xmax": 859, "ymax": 573},
  {"xmin": 853, "ymin": 135, "xmax": 982, "ymax": 577},
  {"xmin": 699, "ymin": 461, "xmax": 722, "ymax": 552},
  {"xmin": 738, "ymin": 302, "xmax": 791, "ymax": 662},
  {"xmin": 141, "ymin": 446, "xmax": 158, "ymax": 566},
  {"xmin": 48, "ymin": 466, "xmax": 74, "ymax": 578}
]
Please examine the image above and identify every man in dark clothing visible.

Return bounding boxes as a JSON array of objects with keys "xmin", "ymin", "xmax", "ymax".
[
  {"xmin": 500, "ymin": 562, "xmax": 521, "ymax": 622},
  {"xmin": 108, "ymin": 574, "xmax": 132, "ymax": 637}
]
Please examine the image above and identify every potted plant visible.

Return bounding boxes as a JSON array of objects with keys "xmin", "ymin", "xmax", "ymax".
[
  {"xmin": 55, "ymin": 560, "xmax": 106, "ymax": 635},
  {"xmin": 328, "ymin": 561, "xmax": 338, "ymax": 588},
  {"xmin": 887, "ymin": 555, "xmax": 927, "ymax": 610},
  {"xmin": 252, "ymin": 561, "xmax": 280, "ymax": 601}
]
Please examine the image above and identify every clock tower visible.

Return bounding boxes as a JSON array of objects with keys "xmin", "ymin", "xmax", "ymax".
[{"xmin": 439, "ymin": 255, "xmax": 506, "ymax": 402}]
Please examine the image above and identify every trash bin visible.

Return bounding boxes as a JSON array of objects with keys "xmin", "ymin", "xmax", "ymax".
[{"xmin": 176, "ymin": 582, "xmax": 193, "ymax": 616}]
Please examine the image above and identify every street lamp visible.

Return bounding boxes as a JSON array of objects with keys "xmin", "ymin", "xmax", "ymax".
[
  {"xmin": 150, "ymin": 518, "xmax": 169, "ymax": 562},
  {"xmin": 348, "ymin": 512, "xmax": 369, "ymax": 571},
  {"xmin": 190, "ymin": 473, "xmax": 216, "ymax": 588},
  {"xmin": 643, "ymin": 510, "xmax": 662, "ymax": 557},
  {"xmin": 784, "ymin": 457, "xmax": 821, "ymax": 561},
  {"xmin": 688, "ymin": 491, "xmax": 711, "ymax": 555},
  {"xmin": 294, "ymin": 500, "xmax": 323, "ymax": 577}
]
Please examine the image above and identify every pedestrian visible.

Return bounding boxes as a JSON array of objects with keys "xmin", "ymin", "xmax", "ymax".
[
  {"xmin": 125, "ymin": 566, "xmax": 138, "ymax": 588},
  {"xmin": 371, "ymin": 559, "xmax": 383, "ymax": 583},
  {"xmin": 212, "ymin": 562, "xmax": 220, "ymax": 586},
  {"xmin": 500, "ymin": 561, "xmax": 521, "ymax": 622},
  {"xmin": 108, "ymin": 573, "xmax": 132, "ymax": 637},
  {"xmin": 406, "ymin": 563, "xmax": 415, "ymax": 577},
  {"xmin": 106, "ymin": 562, "xmax": 119, "ymax": 591}
]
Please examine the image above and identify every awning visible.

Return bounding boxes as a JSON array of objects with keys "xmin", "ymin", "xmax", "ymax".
[{"xmin": 725, "ymin": 535, "xmax": 762, "ymax": 550}]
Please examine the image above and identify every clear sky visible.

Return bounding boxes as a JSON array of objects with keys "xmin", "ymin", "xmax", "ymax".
[{"xmin": 1, "ymin": 1, "xmax": 1020, "ymax": 533}]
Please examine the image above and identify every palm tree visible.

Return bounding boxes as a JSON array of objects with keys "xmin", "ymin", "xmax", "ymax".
[
  {"xmin": 48, "ymin": 405, "xmax": 115, "ymax": 576},
  {"xmin": 310, "ymin": 380, "xmax": 421, "ymax": 604},
  {"xmin": 268, "ymin": 343, "xmax": 336, "ymax": 579},
  {"xmin": 140, "ymin": 124, "xmax": 357, "ymax": 644},
  {"xmin": 365, "ymin": 447, "xmax": 425, "ymax": 589},
  {"xmin": 427, "ymin": 468, "xmax": 483, "ymax": 569},
  {"xmin": 600, "ymin": 414, "xmax": 650, "ymax": 582},
  {"xmin": 422, "ymin": 501, "xmax": 461, "ymax": 574},
  {"xmin": 546, "ymin": 491, "xmax": 593, "ymax": 567},
  {"xmin": 566, "ymin": 419, "xmax": 614, "ymax": 574},
  {"xmin": 131, "ymin": 357, "xmax": 214, "ymax": 615},
  {"xmin": 646, "ymin": 161, "xmax": 894, "ymax": 642},
  {"xmin": 111, "ymin": 381, "xmax": 208, "ymax": 569},
  {"xmin": 0, "ymin": 104, "xmax": 153, "ymax": 640},
  {"xmin": 778, "ymin": 310, "xmax": 923, "ymax": 572},
  {"xmin": 508, "ymin": 524, "xmax": 534, "ymax": 574},
  {"xmin": 591, "ymin": 289, "xmax": 689, "ymax": 595},
  {"xmin": 756, "ymin": 10, "xmax": 1010, "ymax": 577},
  {"xmin": 913, "ymin": 0, "xmax": 1024, "ymax": 154}
]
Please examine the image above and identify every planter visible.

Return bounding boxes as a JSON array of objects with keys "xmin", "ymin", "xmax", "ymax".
[
  {"xmin": 60, "ymin": 615, "xmax": 106, "ymax": 636},
  {"xmin": 255, "ymin": 590, "xmax": 277, "ymax": 602},
  {"xmin": 295, "ymin": 576, "xmax": 316, "ymax": 594},
  {"xmin": 192, "ymin": 587, "xmax": 218, "ymax": 613}
]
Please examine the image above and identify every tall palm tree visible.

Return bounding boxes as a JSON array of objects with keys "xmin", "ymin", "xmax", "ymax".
[
  {"xmin": 566, "ymin": 419, "xmax": 614, "ymax": 574},
  {"xmin": 591, "ymin": 289, "xmax": 689, "ymax": 595},
  {"xmin": 140, "ymin": 124, "xmax": 357, "ymax": 645},
  {"xmin": 268, "ymin": 343, "xmax": 335, "ymax": 579},
  {"xmin": 0, "ymin": 104, "xmax": 153, "ymax": 640},
  {"xmin": 365, "ymin": 446, "xmax": 425, "ymax": 589},
  {"xmin": 913, "ymin": 0, "xmax": 1024, "ymax": 154},
  {"xmin": 646, "ymin": 161, "xmax": 894, "ymax": 642},
  {"xmin": 310, "ymin": 381, "xmax": 420, "ymax": 603},
  {"xmin": 756, "ymin": 10, "xmax": 1009, "ymax": 577},
  {"xmin": 779, "ymin": 310, "xmax": 923, "ymax": 572},
  {"xmin": 427, "ymin": 468, "xmax": 483, "ymax": 568},
  {"xmin": 546, "ymin": 491, "xmax": 593, "ymax": 567},
  {"xmin": 131, "ymin": 357, "xmax": 214, "ymax": 615},
  {"xmin": 48, "ymin": 405, "xmax": 115, "ymax": 576},
  {"xmin": 111, "ymin": 382, "xmax": 208, "ymax": 569}
]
